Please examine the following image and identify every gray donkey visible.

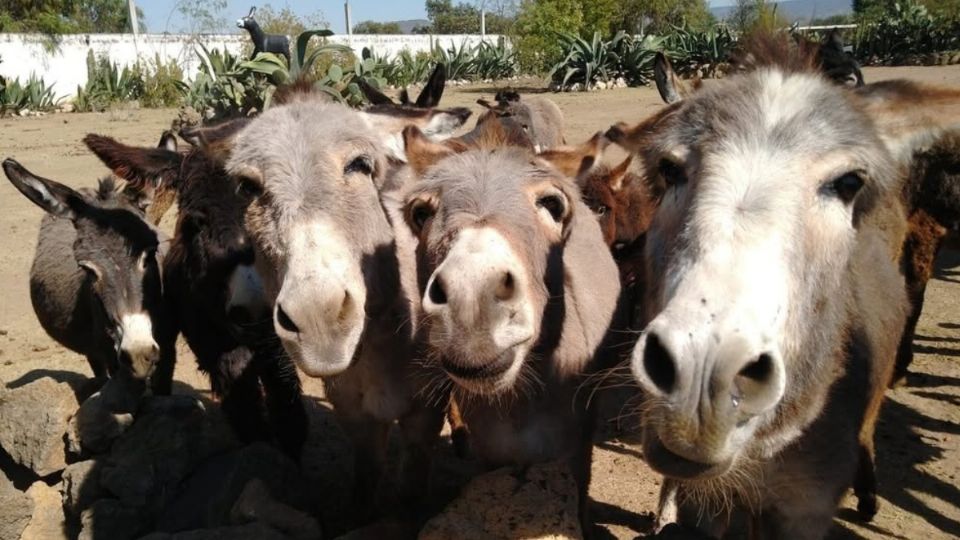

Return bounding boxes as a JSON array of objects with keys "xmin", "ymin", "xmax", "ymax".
[
  {"xmin": 3, "ymin": 159, "xmax": 167, "ymax": 380},
  {"xmin": 396, "ymin": 127, "xmax": 624, "ymax": 532},
  {"xmin": 223, "ymin": 89, "xmax": 459, "ymax": 519}
]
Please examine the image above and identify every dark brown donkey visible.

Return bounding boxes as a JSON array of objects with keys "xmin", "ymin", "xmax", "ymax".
[
  {"xmin": 84, "ymin": 125, "xmax": 307, "ymax": 458},
  {"xmin": 398, "ymin": 127, "xmax": 623, "ymax": 531},
  {"xmin": 891, "ymin": 131, "xmax": 960, "ymax": 384},
  {"xmin": 624, "ymin": 36, "xmax": 960, "ymax": 538},
  {"xmin": 3, "ymin": 159, "xmax": 166, "ymax": 381}
]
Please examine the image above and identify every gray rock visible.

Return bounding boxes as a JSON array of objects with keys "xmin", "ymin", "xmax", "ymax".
[
  {"xmin": 99, "ymin": 395, "xmax": 238, "ymax": 517},
  {"xmin": 0, "ymin": 377, "xmax": 79, "ymax": 476},
  {"xmin": 231, "ymin": 478, "xmax": 321, "ymax": 540},
  {"xmin": 21, "ymin": 480, "xmax": 68, "ymax": 540},
  {"xmin": 419, "ymin": 460, "xmax": 581, "ymax": 540},
  {"xmin": 68, "ymin": 371, "xmax": 144, "ymax": 455},
  {"xmin": 156, "ymin": 442, "xmax": 307, "ymax": 533},
  {"xmin": 62, "ymin": 460, "xmax": 104, "ymax": 517},
  {"xmin": 0, "ymin": 472, "xmax": 33, "ymax": 540},
  {"xmin": 79, "ymin": 499, "xmax": 144, "ymax": 540},
  {"xmin": 139, "ymin": 521, "xmax": 290, "ymax": 540}
]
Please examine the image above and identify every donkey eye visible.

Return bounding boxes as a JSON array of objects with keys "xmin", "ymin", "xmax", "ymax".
[
  {"xmin": 236, "ymin": 177, "xmax": 263, "ymax": 198},
  {"xmin": 537, "ymin": 194, "xmax": 567, "ymax": 223},
  {"xmin": 344, "ymin": 155, "xmax": 374, "ymax": 177},
  {"xmin": 829, "ymin": 172, "xmax": 865, "ymax": 204},
  {"xmin": 408, "ymin": 199, "xmax": 437, "ymax": 235},
  {"xmin": 595, "ymin": 205, "xmax": 609, "ymax": 216},
  {"xmin": 658, "ymin": 158, "xmax": 687, "ymax": 188}
]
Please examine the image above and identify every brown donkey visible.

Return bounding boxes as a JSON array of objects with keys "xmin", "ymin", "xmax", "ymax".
[
  {"xmin": 85, "ymin": 123, "xmax": 309, "ymax": 459},
  {"xmin": 624, "ymin": 36, "xmax": 960, "ymax": 538},
  {"xmin": 396, "ymin": 127, "xmax": 623, "ymax": 531}
]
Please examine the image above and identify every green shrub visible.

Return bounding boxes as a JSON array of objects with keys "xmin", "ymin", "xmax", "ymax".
[
  {"xmin": 187, "ymin": 44, "xmax": 273, "ymax": 120},
  {"xmin": 75, "ymin": 50, "xmax": 145, "ymax": 112},
  {"xmin": 663, "ymin": 24, "xmax": 736, "ymax": 77},
  {"xmin": 0, "ymin": 74, "xmax": 61, "ymax": 115},
  {"xmin": 140, "ymin": 54, "xmax": 187, "ymax": 108},
  {"xmin": 854, "ymin": 0, "xmax": 960, "ymax": 64}
]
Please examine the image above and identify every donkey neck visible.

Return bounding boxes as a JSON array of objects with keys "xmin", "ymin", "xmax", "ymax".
[{"xmin": 243, "ymin": 22, "xmax": 266, "ymax": 46}]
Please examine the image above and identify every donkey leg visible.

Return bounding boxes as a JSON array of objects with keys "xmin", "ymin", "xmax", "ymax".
[
  {"xmin": 397, "ymin": 402, "xmax": 446, "ymax": 517},
  {"xmin": 218, "ymin": 348, "xmax": 270, "ymax": 444},
  {"xmin": 446, "ymin": 396, "xmax": 470, "ymax": 459},
  {"xmin": 892, "ymin": 287, "xmax": 925, "ymax": 386},
  {"xmin": 338, "ymin": 415, "xmax": 391, "ymax": 524},
  {"xmin": 853, "ymin": 443, "xmax": 878, "ymax": 521},
  {"xmin": 259, "ymin": 348, "xmax": 307, "ymax": 460}
]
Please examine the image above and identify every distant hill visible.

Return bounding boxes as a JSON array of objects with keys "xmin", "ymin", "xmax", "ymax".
[
  {"xmin": 393, "ymin": 19, "xmax": 430, "ymax": 33},
  {"xmin": 711, "ymin": 0, "xmax": 852, "ymax": 23}
]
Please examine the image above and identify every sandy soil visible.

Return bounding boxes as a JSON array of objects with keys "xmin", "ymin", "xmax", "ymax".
[{"xmin": 0, "ymin": 64, "xmax": 958, "ymax": 539}]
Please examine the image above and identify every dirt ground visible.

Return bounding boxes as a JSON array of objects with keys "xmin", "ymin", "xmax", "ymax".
[{"xmin": 1, "ymin": 64, "xmax": 958, "ymax": 539}]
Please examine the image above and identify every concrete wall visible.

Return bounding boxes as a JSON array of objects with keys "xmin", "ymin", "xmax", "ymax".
[{"xmin": 0, "ymin": 33, "xmax": 502, "ymax": 99}]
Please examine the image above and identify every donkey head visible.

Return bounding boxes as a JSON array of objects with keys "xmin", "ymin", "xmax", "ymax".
[
  {"xmin": 3, "ymin": 159, "xmax": 162, "ymax": 378},
  {"xmin": 627, "ymin": 36, "xmax": 960, "ymax": 481},
  {"xmin": 401, "ymin": 128, "xmax": 615, "ymax": 395},
  {"xmin": 237, "ymin": 6, "xmax": 257, "ymax": 29},
  {"xmin": 226, "ymin": 96, "xmax": 406, "ymax": 377}
]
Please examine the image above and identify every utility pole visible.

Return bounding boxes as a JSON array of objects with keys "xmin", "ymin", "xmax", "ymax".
[
  {"xmin": 344, "ymin": 2, "xmax": 352, "ymax": 36},
  {"xmin": 128, "ymin": 0, "xmax": 140, "ymax": 56},
  {"xmin": 481, "ymin": 9, "xmax": 486, "ymax": 37}
]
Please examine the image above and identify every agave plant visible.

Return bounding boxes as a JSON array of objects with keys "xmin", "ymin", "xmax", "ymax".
[
  {"xmin": 549, "ymin": 31, "xmax": 626, "ymax": 90},
  {"xmin": 473, "ymin": 40, "xmax": 518, "ymax": 80},
  {"xmin": 186, "ymin": 43, "xmax": 273, "ymax": 119},
  {"xmin": 664, "ymin": 24, "xmax": 736, "ymax": 77},
  {"xmin": 74, "ymin": 50, "xmax": 145, "ymax": 112},
  {"xmin": 616, "ymin": 33, "xmax": 667, "ymax": 86},
  {"xmin": 432, "ymin": 40, "xmax": 476, "ymax": 81},
  {"xmin": 1, "ymin": 74, "xmax": 61, "ymax": 116}
]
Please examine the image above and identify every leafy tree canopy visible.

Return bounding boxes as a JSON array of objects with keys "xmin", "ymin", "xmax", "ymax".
[
  {"xmin": 353, "ymin": 20, "xmax": 403, "ymax": 34},
  {"xmin": 0, "ymin": 0, "xmax": 144, "ymax": 33}
]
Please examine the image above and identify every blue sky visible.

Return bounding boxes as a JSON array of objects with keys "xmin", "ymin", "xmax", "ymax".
[{"xmin": 138, "ymin": 0, "xmax": 431, "ymax": 33}]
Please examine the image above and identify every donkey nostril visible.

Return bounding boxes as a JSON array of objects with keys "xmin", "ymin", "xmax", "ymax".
[
  {"xmin": 738, "ymin": 353, "xmax": 774, "ymax": 384},
  {"xmin": 495, "ymin": 271, "xmax": 516, "ymax": 301},
  {"xmin": 428, "ymin": 276, "xmax": 448, "ymax": 305},
  {"xmin": 275, "ymin": 304, "xmax": 300, "ymax": 334},
  {"xmin": 643, "ymin": 333, "xmax": 677, "ymax": 394},
  {"xmin": 338, "ymin": 291, "xmax": 354, "ymax": 323}
]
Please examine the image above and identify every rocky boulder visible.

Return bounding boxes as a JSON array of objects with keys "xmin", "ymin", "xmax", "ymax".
[
  {"xmin": 21, "ymin": 480, "xmax": 68, "ymax": 540},
  {"xmin": 0, "ymin": 472, "xmax": 33, "ymax": 539},
  {"xmin": 419, "ymin": 461, "xmax": 582, "ymax": 540},
  {"xmin": 0, "ymin": 377, "xmax": 79, "ymax": 476}
]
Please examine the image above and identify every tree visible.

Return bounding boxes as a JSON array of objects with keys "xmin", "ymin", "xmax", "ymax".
[
  {"xmin": 580, "ymin": 0, "xmax": 619, "ymax": 36},
  {"xmin": 0, "ymin": 0, "xmax": 145, "ymax": 33},
  {"xmin": 418, "ymin": 0, "xmax": 515, "ymax": 34},
  {"xmin": 353, "ymin": 20, "xmax": 403, "ymax": 34},
  {"xmin": 613, "ymin": 0, "xmax": 714, "ymax": 34},
  {"xmin": 177, "ymin": 0, "xmax": 227, "ymax": 34},
  {"xmin": 727, "ymin": 0, "xmax": 788, "ymax": 32},
  {"xmin": 512, "ymin": 0, "xmax": 584, "ymax": 73},
  {"xmin": 255, "ymin": 4, "xmax": 329, "ymax": 35}
]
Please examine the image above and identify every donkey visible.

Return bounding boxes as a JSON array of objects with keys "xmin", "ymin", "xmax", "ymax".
[
  {"xmin": 222, "ymin": 89, "xmax": 459, "ymax": 518},
  {"xmin": 815, "ymin": 28, "xmax": 865, "ymax": 87},
  {"xmin": 477, "ymin": 90, "xmax": 566, "ymax": 151},
  {"xmin": 892, "ymin": 131, "xmax": 960, "ymax": 383},
  {"xmin": 237, "ymin": 6, "xmax": 290, "ymax": 61},
  {"xmin": 84, "ymin": 125, "xmax": 308, "ymax": 458},
  {"xmin": 623, "ymin": 35, "xmax": 960, "ymax": 538},
  {"xmin": 397, "ymin": 126, "xmax": 623, "ymax": 530},
  {"xmin": 3, "ymin": 159, "xmax": 166, "ymax": 382}
]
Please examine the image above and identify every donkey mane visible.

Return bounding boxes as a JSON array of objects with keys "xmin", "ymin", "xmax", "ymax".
[
  {"xmin": 95, "ymin": 176, "xmax": 120, "ymax": 201},
  {"xmin": 272, "ymin": 79, "xmax": 331, "ymax": 106},
  {"xmin": 731, "ymin": 31, "xmax": 820, "ymax": 75}
]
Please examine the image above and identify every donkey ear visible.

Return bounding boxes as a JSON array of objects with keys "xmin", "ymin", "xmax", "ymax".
[
  {"xmin": 3, "ymin": 159, "xmax": 87, "ymax": 220},
  {"xmin": 158, "ymin": 130, "xmax": 178, "ymax": 152},
  {"xmin": 856, "ymin": 81, "xmax": 960, "ymax": 166},
  {"xmin": 84, "ymin": 133, "xmax": 182, "ymax": 193},
  {"xmin": 538, "ymin": 131, "xmax": 610, "ymax": 178},
  {"xmin": 403, "ymin": 126, "xmax": 455, "ymax": 176},
  {"xmin": 416, "ymin": 63, "xmax": 447, "ymax": 108},
  {"xmin": 358, "ymin": 78, "xmax": 395, "ymax": 106},
  {"xmin": 605, "ymin": 102, "xmax": 681, "ymax": 155},
  {"xmin": 654, "ymin": 53, "xmax": 687, "ymax": 105},
  {"xmin": 179, "ymin": 118, "xmax": 250, "ymax": 163},
  {"xmin": 606, "ymin": 155, "xmax": 633, "ymax": 192},
  {"xmin": 248, "ymin": 6, "xmax": 256, "ymax": 16}
]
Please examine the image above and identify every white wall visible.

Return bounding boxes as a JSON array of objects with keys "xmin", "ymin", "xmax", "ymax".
[{"xmin": 0, "ymin": 33, "xmax": 503, "ymax": 99}]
